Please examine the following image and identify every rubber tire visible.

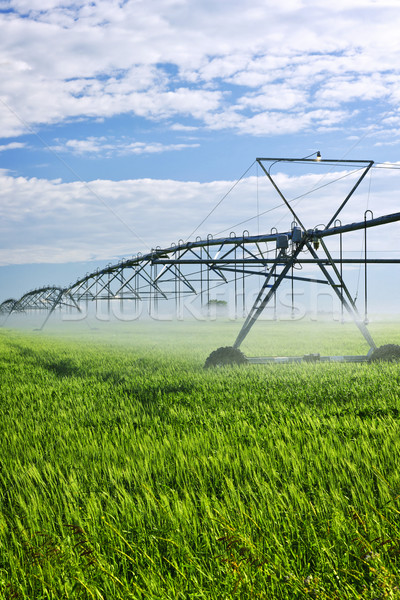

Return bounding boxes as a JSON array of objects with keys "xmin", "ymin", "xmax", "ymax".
[
  {"xmin": 368, "ymin": 344, "xmax": 400, "ymax": 362},
  {"xmin": 204, "ymin": 346, "xmax": 248, "ymax": 368}
]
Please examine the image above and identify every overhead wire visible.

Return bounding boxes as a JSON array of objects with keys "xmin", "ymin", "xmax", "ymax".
[
  {"xmin": 209, "ymin": 154, "xmax": 400, "ymax": 242},
  {"xmin": 184, "ymin": 160, "xmax": 256, "ymax": 242},
  {"xmin": 214, "ymin": 166, "xmax": 366, "ymax": 237},
  {"xmin": 214, "ymin": 157, "xmax": 400, "ymax": 241}
]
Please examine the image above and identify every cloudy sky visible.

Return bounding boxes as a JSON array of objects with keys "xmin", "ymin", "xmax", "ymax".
[{"xmin": 2, "ymin": 0, "xmax": 400, "ymax": 304}]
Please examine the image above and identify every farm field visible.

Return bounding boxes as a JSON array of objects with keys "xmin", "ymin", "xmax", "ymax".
[{"xmin": 1, "ymin": 318, "xmax": 400, "ymax": 599}]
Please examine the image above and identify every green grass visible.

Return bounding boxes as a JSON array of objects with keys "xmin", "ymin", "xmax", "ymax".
[{"xmin": 1, "ymin": 319, "xmax": 400, "ymax": 599}]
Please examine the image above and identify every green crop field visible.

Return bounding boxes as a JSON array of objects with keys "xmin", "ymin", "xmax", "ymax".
[{"xmin": 1, "ymin": 318, "xmax": 400, "ymax": 599}]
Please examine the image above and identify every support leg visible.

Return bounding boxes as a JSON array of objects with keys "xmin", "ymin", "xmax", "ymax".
[{"xmin": 233, "ymin": 241, "xmax": 306, "ymax": 348}]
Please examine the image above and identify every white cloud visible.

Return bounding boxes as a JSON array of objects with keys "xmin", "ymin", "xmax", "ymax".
[
  {"xmin": 0, "ymin": 1, "xmax": 400, "ymax": 137},
  {"xmin": 170, "ymin": 123, "xmax": 199, "ymax": 132},
  {"xmin": 236, "ymin": 85, "xmax": 307, "ymax": 112},
  {"xmin": 318, "ymin": 75, "xmax": 390, "ymax": 108},
  {"xmin": 0, "ymin": 141, "xmax": 25, "ymax": 151},
  {"xmin": 50, "ymin": 137, "xmax": 200, "ymax": 156}
]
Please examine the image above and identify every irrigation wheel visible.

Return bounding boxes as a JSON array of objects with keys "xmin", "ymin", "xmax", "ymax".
[
  {"xmin": 204, "ymin": 346, "xmax": 248, "ymax": 368},
  {"xmin": 368, "ymin": 344, "xmax": 400, "ymax": 362}
]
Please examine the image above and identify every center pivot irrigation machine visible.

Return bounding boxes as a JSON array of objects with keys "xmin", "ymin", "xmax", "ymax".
[{"xmin": 2, "ymin": 154, "xmax": 400, "ymax": 366}]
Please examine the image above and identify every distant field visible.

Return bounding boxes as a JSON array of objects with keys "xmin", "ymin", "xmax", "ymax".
[{"xmin": 1, "ymin": 319, "xmax": 400, "ymax": 599}]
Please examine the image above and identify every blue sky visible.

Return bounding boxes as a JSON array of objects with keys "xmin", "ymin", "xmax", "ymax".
[{"xmin": 1, "ymin": 0, "xmax": 400, "ymax": 306}]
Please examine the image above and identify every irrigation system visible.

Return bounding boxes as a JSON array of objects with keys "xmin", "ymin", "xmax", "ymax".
[{"xmin": 2, "ymin": 155, "xmax": 400, "ymax": 366}]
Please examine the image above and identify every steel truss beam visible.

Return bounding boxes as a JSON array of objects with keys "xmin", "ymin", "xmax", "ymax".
[
  {"xmin": 1, "ymin": 155, "xmax": 400, "ymax": 357},
  {"xmin": 0, "ymin": 299, "xmax": 18, "ymax": 314},
  {"xmin": 1, "ymin": 287, "xmax": 81, "ymax": 329}
]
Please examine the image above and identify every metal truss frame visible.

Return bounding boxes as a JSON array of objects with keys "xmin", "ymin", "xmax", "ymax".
[
  {"xmin": 1, "ymin": 155, "xmax": 400, "ymax": 362},
  {"xmin": 1, "ymin": 287, "xmax": 81, "ymax": 330}
]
